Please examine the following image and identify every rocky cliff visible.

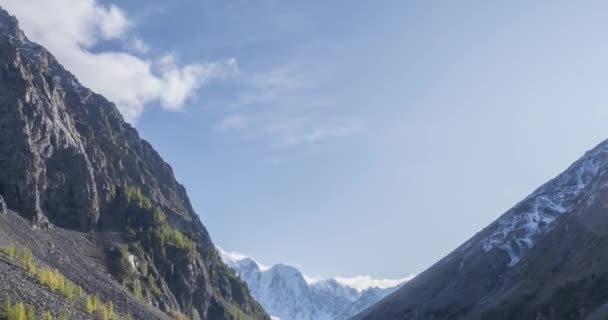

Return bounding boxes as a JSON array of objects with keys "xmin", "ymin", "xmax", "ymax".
[{"xmin": 0, "ymin": 7, "xmax": 268, "ymax": 320}]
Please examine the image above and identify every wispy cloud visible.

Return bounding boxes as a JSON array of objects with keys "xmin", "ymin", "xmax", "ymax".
[
  {"xmin": 217, "ymin": 65, "xmax": 361, "ymax": 149},
  {"xmin": 217, "ymin": 246, "xmax": 271, "ymax": 271},
  {"xmin": 127, "ymin": 36, "xmax": 150, "ymax": 54},
  {"xmin": 2, "ymin": 0, "xmax": 236, "ymax": 122},
  {"xmin": 218, "ymin": 111, "xmax": 360, "ymax": 149}
]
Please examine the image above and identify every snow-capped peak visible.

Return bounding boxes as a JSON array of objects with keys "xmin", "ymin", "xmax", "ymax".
[
  {"xmin": 333, "ymin": 275, "xmax": 416, "ymax": 292},
  {"xmin": 218, "ymin": 247, "xmax": 409, "ymax": 292},
  {"xmin": 217, "ymin": 247, "xmax": 411, "ymax": 320}
]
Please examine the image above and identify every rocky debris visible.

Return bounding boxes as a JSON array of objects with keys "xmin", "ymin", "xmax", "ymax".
[
  {"xmin": 0, "ymin": 208, "xmax": 170, "ymax": 319},
  {"xmin": 0, "ymin": 195, "xmax": 6, "ymax": 214}
]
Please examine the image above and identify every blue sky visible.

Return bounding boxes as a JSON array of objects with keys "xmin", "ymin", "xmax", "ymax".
[{"xmin": 6, "ymin": 0, "xmax": 608, "ymax": 280}]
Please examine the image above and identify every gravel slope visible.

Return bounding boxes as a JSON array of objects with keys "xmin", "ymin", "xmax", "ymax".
[{"xmin": 0, "ymin": 208, "xmax": 171, "ymax": 319}]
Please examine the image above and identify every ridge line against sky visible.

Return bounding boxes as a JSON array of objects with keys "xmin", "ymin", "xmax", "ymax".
[
  {"xmin": 218, "ymin": 247, "xmax": 414, "ymax": 292},
  {"xmin": 5, "ymin": 0, "xmax": 608, "ymax": 280}
]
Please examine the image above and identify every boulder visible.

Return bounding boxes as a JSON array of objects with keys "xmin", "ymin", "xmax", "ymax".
[{"xmin": 0, "ymin": 195, "xmax": 6, "ymax": 214}]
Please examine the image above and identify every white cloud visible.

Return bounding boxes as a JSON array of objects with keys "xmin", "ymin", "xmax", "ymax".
[
  {"xmin": 1, "ymin": 0, "xmax": 235, "ymax": 122},
  {"xmin": 216, "ymin": 246, "xmax": 271, "ymax": 271},
  {"xmin": 217, "ymin": 246, "xmax": 249, "ymax": 262},
  {"xmin": 303, "ymin": 274, "xmax": 321, "ymax": 284},
  {"xmin": 128, "ymin": 36, "xmax": 149, "ymax": 53},
  {"xmin": 334, "ymin": 274, "xmax": 416, "ymax": 292}
]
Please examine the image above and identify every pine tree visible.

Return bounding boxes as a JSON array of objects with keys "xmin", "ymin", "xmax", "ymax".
[
  {"xmin": 26, "ymin": 305, "xmax": 35, "ymax": 320},
  {"xmin": 85, "ymin": 296, "xmax": 95, "ymax": 314}
]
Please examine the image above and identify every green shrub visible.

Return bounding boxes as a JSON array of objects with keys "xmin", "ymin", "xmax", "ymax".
[
  {"xmin": 106, "ymin": 301, "xmax": 114, "ymax": 317},
  {"xmin": 76, "ymin": 285, "xmax": 84, "ymax": 298},
  {"xmin": 169, "ymin": 310, "xmax": 191, "ymax": 320},
  {"xmin": 26, "ymin": 305, "xmax": 34, "ymax": 320},
  {"xmin": 19, "ymin": 248, "xmax": 35, "ymax": 274},
  {"xmin": 37, "ymin": 267, "xmax": 78, "ymax": 300},
  {"xmin": 93, "ymin": 294, "xmax": 101, "ymax": 310},
  {"xmin": 4, "ymin": 300, "xmax": 26, "ymax": 320},
  {"xmin": 2, "ymin": 243, "xmax": 16, "ymax": 259},
  {"xmin": 133, "ymin": 279, "xmax": 142, "ymax": 300},
  {"xmin": 109, "ymin": 244, "xmax": 134, "ymax": 283},
  {"xmin": 100, "ymin": 306, "xmax": 109, "ymax": 320},
  {"xmin": 85, "ymin": 296, "xmax": 95, "ymax": 314}
]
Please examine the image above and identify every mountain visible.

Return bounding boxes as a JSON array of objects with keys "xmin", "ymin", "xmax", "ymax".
[
  {"xmin": 0, "ymin": 7, "xmax": 268, "ymax": 320},
  {"xmin": 353, "ymin": 139, "xmax": 608, "ymax": 319},
  {"xmin": 219, "ymin": 249, "xmax": 405, "ymax": 320}
]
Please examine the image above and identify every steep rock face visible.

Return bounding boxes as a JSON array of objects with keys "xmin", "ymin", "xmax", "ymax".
[
  {"xmin": 353, "ymin": 140, "xmax": 608, "ymax": 319},
  {"xmin": 0, "ymin": 7, "xmax": 268, "ymax": 320},
  {"xmin": 221, "ymin": 251, "xmax": 401, "ymax": 320},
  {"xmin": 0, "ymin": 8, "xmax": 190, "ymax": 231}
]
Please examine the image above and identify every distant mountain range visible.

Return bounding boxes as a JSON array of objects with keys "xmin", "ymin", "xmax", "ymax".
[{"xmin": 219, "ymin": 248, "xmax": 411, "ymax": 320}]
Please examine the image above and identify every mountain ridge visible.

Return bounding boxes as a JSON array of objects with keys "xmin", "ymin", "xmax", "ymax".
[
  {"xmin": 353, "ymin": 138, "xmax": 608, "ymax": 319},
  {"xmin": 219, "ymin": 248, "xmax": 408, "ymax": 320}
]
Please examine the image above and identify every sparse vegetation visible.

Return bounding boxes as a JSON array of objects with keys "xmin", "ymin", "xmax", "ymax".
[
  {"xmin": 232, "ymin": 306, "xmax": 246, "ymax": 320},
  {"xmin": 37, "ymin": 267, "xmax": 78, "ymax": 301},
  {"xmin": 84, "ymin": 294, "xmax": 121, "ymax": 319},
  {"xmin": 96, "ymin": 301, "xmax": 118, "ymax": 320},
  {"xmin": 85, "ymin": 296, "xmax": 95, "ymax": 314},
  {"xmin": 18, "ymin": 248, "xmax": 35, "ymax": 274},
  {"xmin": 100, "ymin": 307, "xmax": 109, "ymax": 320},
  {"xmin": 1, "ymin": 244, "xmax": 36, "ymax": 274},
  {"xmin": 169, "ymin": 309, "xmax": 191, "ymax": 320},
  {"xmin": 3, "ymin": 299, "xmax": 26, "ymax": 320},
  {"xmin": 2, "ymin": 243, "xmax": 15, "ymax": 259},
  {"xmin": 119, "ymin": 185, "xmax": 197, "ymax": 256},
  {"xmin": 76, "ymin": 285, "xmax": 83, "ymax": 298},
  {"xmin": 93, "ymin": 294, "xmax": 101, "ymax": 311},
  {"xmin": 132, "ymin": 279, "xmax": 142, "ymax": 300},
  {"xmin": 0, "ymin": 242, "xmax": 130, "ymax": 320},
  {"xmin": 26, "ymin": 305, "xmax": 34, "ymax": 320},
  {"xmin": 111, "ymin": 185, "xmax": 199, "ymax": 310}
]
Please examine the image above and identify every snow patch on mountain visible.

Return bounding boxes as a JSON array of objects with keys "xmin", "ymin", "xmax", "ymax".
[
  {"xmin": 218, "ymin": 247, "xmax": 408, "ymax": 320},
  {"xmin": 334, "ymin": 275, "xmax": 414, "ymax": 292},
  {"xmin": 482, "ymin": 141, "xmax": 608, "ymax": 265}
]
